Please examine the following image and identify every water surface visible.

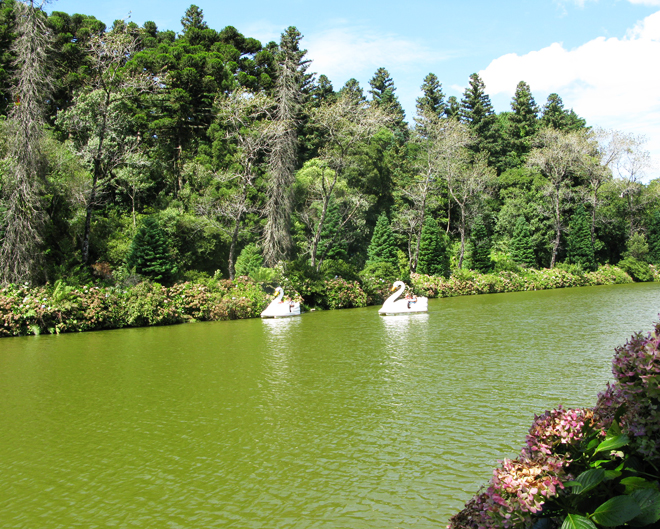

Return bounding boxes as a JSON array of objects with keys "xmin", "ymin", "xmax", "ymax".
[{"xmin": 1, "ymin": 282, "xmax": 659, "ymax": 527}]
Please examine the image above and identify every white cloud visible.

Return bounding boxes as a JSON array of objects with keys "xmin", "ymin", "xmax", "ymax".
[
  {"xmin": 304, "ymin": 26, "xmax": 449, "ymax": 83},
  {"xmin": 480, "ymin": 10, "xmax": 660, "ymax": 181},
  {"xmin": 628, "ymin": 0, "xmax": 660, "ymax": 6}
]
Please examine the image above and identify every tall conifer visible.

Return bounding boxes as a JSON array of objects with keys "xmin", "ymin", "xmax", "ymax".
[
  {"xmin": 126, "ymin": 217, "xmax": 177, "ymax": 284},
  {"xmin": 648, "ymin": 210, "xmax": 660, "ymax": 265}
]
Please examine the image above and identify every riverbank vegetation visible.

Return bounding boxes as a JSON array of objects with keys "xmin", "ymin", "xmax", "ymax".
[
  {"xmin": 0, "ymin": 2, "xmax": 659, "ymax": 322},
  {"xmin": 449, "ymin": 321, "xmax": 660, "ymax": 529}
]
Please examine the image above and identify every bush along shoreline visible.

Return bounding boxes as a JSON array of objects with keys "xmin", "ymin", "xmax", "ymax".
[
  {"xmin": 449, "ymin": 321, "xmax": 660, "ymax": 529},
  {"xmin": 0, "ymin": 264, "xmax": 653, "ymax": 338}
]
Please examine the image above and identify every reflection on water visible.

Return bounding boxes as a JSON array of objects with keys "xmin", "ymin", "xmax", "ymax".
[{"xmin": 0, "ymin": 282, "xmax": 659, "ymax": 528}]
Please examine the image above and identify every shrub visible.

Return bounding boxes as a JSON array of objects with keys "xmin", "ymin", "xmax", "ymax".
[
  {"xmin": 126, "ymin": 217, "xmax": 178, "ymax": 285},
  {"xmin": 618, "ymin": 256, "xmax": 653, "ymax": 282},
  {"xmin": 235, "ymin": 243, "xmax": 263, "ymax": 277}
]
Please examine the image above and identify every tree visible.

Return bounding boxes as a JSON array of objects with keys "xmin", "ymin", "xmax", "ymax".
[
  {"xmin": 445, "ymin": 96, "xmax": 460, "ymax": 119},
  {"xmin": 202, "ymin": 88, "xmax": 274, "ymax": 279},
  {"xmin": 416, "ymin": 216, "xmax": 449, "ymax": 277},
  {"xmin": 566, "ymin": 205, "xmax": 596, "ymax": 270},
  {"xmin": 460, "ymin": 73, "xmax": 499, "ymax": 163},
  {"xmin": 234, "ymin": 243, "xmax": 263, "ymax": 276},
  {"xmin": 339, "ymin": 78, "xmax": 366, "ymax": 101},
  {"xmin": 367, "ymin": 212, "xmax": 397, "ymax": 265},
  {"xmin": 539, "ymin": 93, "xmax": 586, "ymax": 132},
  {"xmin": 180, "ymin": 5, "xmax": 208, "ymax": 33},
  {"xmin": 126, "ymin": 216, "xmax": 177, "ymax": 284},
  {"xmin": 527, "ymin": 129, "xmax": 589, "ymax": 268},
  {"xmin": 507, "ymin": 81, "xmax": 538, "ymax": 162},
  {"xmin": 56, "ymin": 28, "xmax": 159, "ymax": 265},
  {"xmin": 263, "ymin": 26, "xmax": 310, "ymax": 266},
  {"xmin": 510, "ymin": 217, "xmax": 536, "ymax": 267},
  {"xmin": 295, "ymin": 158, "xmax": 370, "ymax": 268},
  {"xmin": 416, "ymin": 73, "xmax": 446, "ymax": 121},
  {"xmin": 0, "ymin": 0, "xmax": 53, "ymax": 284},
  {"xmin": 470, "ymin": 216, "xmax": 492, "ymax": 272},
  {"xmin": 368, "ymin": 67, "xmax": 405, "ymax": 127},
  {"xmin": 647, "ymin": 210, "xmax": 660, "ymax": 265},
  {"xmin": 306, "ymin": 91, "xmax": 392, "ymax": 267}
]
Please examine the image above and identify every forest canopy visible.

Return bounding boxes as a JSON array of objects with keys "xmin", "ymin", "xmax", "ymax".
[{"xmin": 0, "ymin": 0, "xmax": 658, "ymax": 287}]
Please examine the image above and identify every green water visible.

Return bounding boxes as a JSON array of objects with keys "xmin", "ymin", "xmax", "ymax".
[{"xmin": 1, "ymin": 282, "xmax": 659, "ymax": 528}]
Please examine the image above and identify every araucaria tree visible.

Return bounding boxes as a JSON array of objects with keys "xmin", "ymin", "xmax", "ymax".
[
  {"xmin": 0, "ymin": 0, "xmax": 53, "ymax": 284},
  {"xmin": 126, "ymin": 216, "xmax": 177, "ymax": 284},
  {"xmin": 263, "ymin": 26, "xmax": 310, "ymax": 266}
]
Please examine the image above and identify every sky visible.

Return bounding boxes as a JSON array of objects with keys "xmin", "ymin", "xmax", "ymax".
[{"xmin": 49, "ymin": 0, "xmax": 660, "ymax": 181}]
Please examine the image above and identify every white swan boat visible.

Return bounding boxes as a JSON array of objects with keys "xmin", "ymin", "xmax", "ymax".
[
  {"xmin": 378, "ymin": 281, "xmax": 428, "ymax": 315},
  {"xmin": 260, "ymin": 287, "xmax": 301, "ymax": 318}
]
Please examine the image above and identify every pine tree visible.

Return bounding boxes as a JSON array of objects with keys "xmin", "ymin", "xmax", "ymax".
[
  {"xmin": 368, "ymin": 67, "xmax": 406, "ymax": 130},
  {"xmin": 367, "ymin": 213, "xmax": 397, "ymax": 265},
  {"xmin": 460, "ymin": 73, "xmax": 499, "ymax": 161},
  {"xmin": 470, "ymin": 216, "xmax": 492, "ymax": 272},
  {"xmin": 445, "ymin": 96, "xmax": 460, "ymax": 119},
  {"xmin": 339, "ymin": 78, "xmax": 365, "ymax": 101},
  {"xmin": 126, "ymin": 217, "xmax": 177, "ymax": 284},
  {"xmin": 566, "ymin": 205, "xmax": 596, "ymax": 270},
  {"xmin": 417, "ymin": 216, "xmax": 449, "ymax": 277},
  {"xmin": 416, "ymin": 73, "xmax": 446, "ymax": 119},
  {"xmin": 647, "ymin": 210, "xmax": 660, "ymax": 265},
  {"xmin": 510, "ymin": 217, "xmax": 536, "ymax": 267},
  {"xmin": 540, "ymin": 93, "xmax": 587, "ymax": 132},
  {"xmin": 508, "ymin": 81, "xmax": 539, "ymax": 159}
]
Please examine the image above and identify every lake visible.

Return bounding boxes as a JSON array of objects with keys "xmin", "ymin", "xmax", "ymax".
[{"xmin": 1, "ymin": 282, "xmax": 658, "ymax": 527}]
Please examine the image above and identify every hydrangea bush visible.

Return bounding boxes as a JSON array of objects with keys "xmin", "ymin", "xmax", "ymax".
[{"xmin": 449, "ymin": 322, "xmax": 660, "ymax": 529}]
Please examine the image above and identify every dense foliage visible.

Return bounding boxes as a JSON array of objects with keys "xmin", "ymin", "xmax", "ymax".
[{"xmin": 0, "ymin": 0, "xmax": 657, "ymax": 309}]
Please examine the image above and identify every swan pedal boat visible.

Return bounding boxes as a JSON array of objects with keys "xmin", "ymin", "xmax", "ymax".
[
  {"xmin": 260, "ymin": 287, "xmax": 301, "ymax": 318},
  {"xmin": 378, "ymin": 281, "xmax": 428, "ymax": 315}
]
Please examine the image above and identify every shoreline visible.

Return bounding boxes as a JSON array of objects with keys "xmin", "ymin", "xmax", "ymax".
[{"xmin": 1, "ymin": 265, "xmax": 652, "ymax": 338}]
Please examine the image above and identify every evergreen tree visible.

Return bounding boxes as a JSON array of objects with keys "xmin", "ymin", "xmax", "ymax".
[
  {"xmin": 540, "ymin": 93, "xmax": 587, "ymax": 132},
  {"xmin": 339, "ymin": 78, "xmax": 366, "ymax": 101},
  {"xmin": 445, "ymin": 95, "xmax": 460, "ymax": 119},
  {"xmin": 234, "ymin": 243, "xmax": 263, "ymax": 277},
  {"xmin": 460, "ymin": 73, "xmax": 500, "ymax": 162},
  {"xmin": 367, "ymin": 213, "xmax": 398, "ymax": 265},
  {"xmin": 368, "ymin": 67, "xmax": 406, "ymax": 131},
  {"xmin": 416, "ymin": 73, "xmax": 446, "ymax": 120},
  {"xmin": 647, "ymin": 210, "xmax": 660, "ymax": 265},
  {"xmin": 317, "ymin": 196, "xmax": 347, "ymax": 262},
  {"xmin": 508, "ymin": 81, "xmax": 539, "ymax": 160},
  {"xmin": 181, "ymin": 5, "xmax": 208, "ymax": 33},
  {"xmin": 417, "ymin": 216, "xmax": 450, "ymax": 277},
  {"xmin": 126, "ymin": 217, "xmax": 178, "ymax": 284},
  {"xmin": 510, "ymin": 216, "xmax": 536, "ymax": 267},
  {"xmin": 470, "ymin": 216, "xmax": 492, "ymax": 272},
  {"xmin": 566, "ymin": 205, "xmax": 596, "ymax": 270}
]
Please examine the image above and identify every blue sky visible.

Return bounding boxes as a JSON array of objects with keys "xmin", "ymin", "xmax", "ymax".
[{"xmin": 50, "ymin": 0, "xmax": 660, "ymax": 180}]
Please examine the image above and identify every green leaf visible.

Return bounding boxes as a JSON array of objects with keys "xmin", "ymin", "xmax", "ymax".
[
  {"xmin": 621, "ymin": 477, "xmax": 660, "ymax": 494},
  {"xmin": 603, "ymin": 470, "xmax": 622, "ymax": 480},
  {"xmin": 572, "ymin": 468, "xmax": 605, "ymax": 495},
  {"xmin": 591, "ymin": 495, "xmax": 643, "ymax": 526},
  {"xmin": 607, "ymin": 420, "xmax": 622, "ymax": 437},
  {"xmin": 629, "ymin": 489, "xmax": 660, "ymax": 526},
  {"xmin": 595, "ymin": 434, "xmax": 630, "ymax": 453},
  {"xmin": 560, "ymin": 514, "xmax": 598, "ymax": 529}
]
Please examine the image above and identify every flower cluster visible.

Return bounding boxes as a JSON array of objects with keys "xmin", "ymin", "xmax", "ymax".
[{"xmin": 595, "ymin": 321, "xmax": 660, "ymax": 464}]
